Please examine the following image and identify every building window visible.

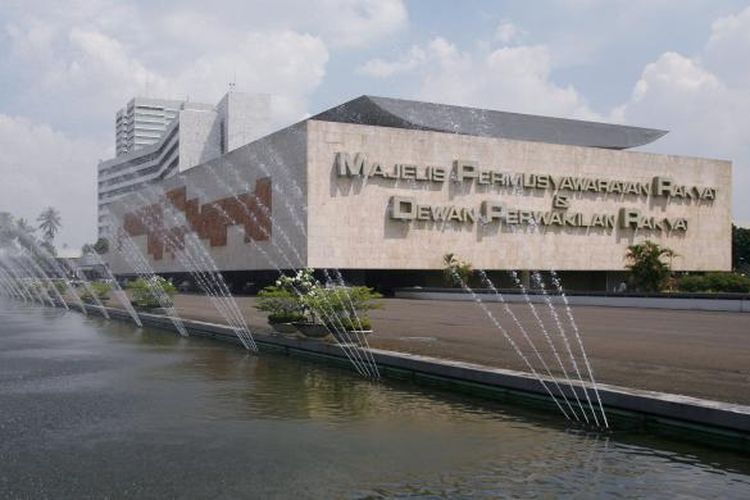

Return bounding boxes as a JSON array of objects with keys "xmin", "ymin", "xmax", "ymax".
[{"xmin": 220, "ymin": 119, "xmax": 226, "ymax": 154}]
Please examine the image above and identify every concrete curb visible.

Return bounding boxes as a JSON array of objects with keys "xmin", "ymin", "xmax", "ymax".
[
  {"xmin": 87, "ymin": 304, "xmax": 750, "ymax": 451},
  {"xmin": 395, "ymin": 289, "xmax": 750, "ymax": 313}
]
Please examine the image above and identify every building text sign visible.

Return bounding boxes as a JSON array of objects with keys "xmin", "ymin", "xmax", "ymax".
[{"xmin": 334, "ymin": 152, "xmax": 717, "ymax": 233}]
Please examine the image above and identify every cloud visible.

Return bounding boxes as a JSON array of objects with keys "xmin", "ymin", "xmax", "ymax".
[
  {"xmin": 703, "ymin": 6, "xmax": 750, "ymax": 87},
  {"xmin": 153, "ymin": 0, "xmax": 406, "ymax": 50},
  {"xmin": 494, "ymin": 20, "xmax": 525, "ymax": 45},
  {"xmin": 0, "ymin": 0, "xmax": 407, "ymax": 254},
  {"xmin": 315, "ymin": 0, "xmax": 407, "ymax": 48},
  {"xmin": 5, "ymin": 16, "xmax": 330, "ymax": 131},
  {"xmin": 0, "ymin": 114, "xmax": 106, "ymax": 251},
  {"xmin": 171, "ymin": 30, "xmax": 329, "ymax": 126},
  {"xmin": 615, "ymin": 6, "xmax": 750, "ymax": 224},
  {"xmin": 45, "ymin": 28, "xmax": 169, "ymax": 105},
  {"xmin": 358, "ymin": 45, "xmax": 426, "ymax": 77},
  {"xmin": 359, "ymin": 37, "xmax": 597, "ymax": 120},
  {"xmin": 2, "ymin": 0, "xmax": 406, "ymax": 130}
]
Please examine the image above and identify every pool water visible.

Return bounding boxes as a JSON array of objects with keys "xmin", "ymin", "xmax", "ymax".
[{"xmin": 1, "ymin": 299, "xmax": 749, "ymax": 498}]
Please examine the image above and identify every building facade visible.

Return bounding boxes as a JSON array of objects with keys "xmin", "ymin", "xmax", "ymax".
[
  {"xmin": 104, "ymin": 96, "xmax": 732, "ymax": 291},
  {"xmin": 98, "ymin": 92, "xmax": 271, "ymax": 239},
  {"xmin": 115, "ymin": 97, "xmax": 194, "ymax": 157}
]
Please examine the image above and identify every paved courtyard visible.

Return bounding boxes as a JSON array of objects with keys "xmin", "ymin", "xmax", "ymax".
[{"xmin": 166, "ymin": 294, "xmax": 750, "ymax": 405}]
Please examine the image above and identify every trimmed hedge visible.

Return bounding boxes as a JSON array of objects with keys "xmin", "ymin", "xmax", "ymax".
[{"xmin": 678, "ymin": 273, "xmax": 750, "ymax": 293}]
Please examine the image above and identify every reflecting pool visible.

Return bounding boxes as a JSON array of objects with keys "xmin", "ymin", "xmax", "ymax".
[{"xmin": 1, "ymin": 299, "xmax": 749, "ymax": 498}]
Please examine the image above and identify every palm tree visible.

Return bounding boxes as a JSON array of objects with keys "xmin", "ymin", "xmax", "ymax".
[
  {"xmin": 625, "ymin": 240, "xmax": 676, "ymax": 292},
  {"xmin": 37, "ymin": 207, "xmax": 61, "ymax": 244}
]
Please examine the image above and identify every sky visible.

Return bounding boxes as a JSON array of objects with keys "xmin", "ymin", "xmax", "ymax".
[{"xmin": 1, "ymin": 0, "xmax": 749, "ymax": 253}]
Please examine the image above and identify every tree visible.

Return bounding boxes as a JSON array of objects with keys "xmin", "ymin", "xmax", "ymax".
[
  {"xmin": 733, "ymin": 224, "xmax": 750, "ymax": 273},
  {"xmin": 93, "ymin": 238, "xmax": 109, "ymax": 255},
  {"xmin": 0, "ymin": 212, "xmax": 14, "ymax": 247},
  {"xmin": 15, "ymin": 218, "xmax": 35, "ymax": 237},
  {"xmin": 37, "ymin": 207, "xmax": 61, "ymax": 246},
  {"xmin": 625, "ymin": 240, "xmax": 676, "ymax": 292},
  {"xmin": 82, "ymin": 238, "xmax": 109, "ymax": 256}
]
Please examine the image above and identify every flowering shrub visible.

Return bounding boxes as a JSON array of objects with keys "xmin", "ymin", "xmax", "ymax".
[
  {"xmin": 443, "ymin": 253, "xmax": 472, "ymax": 287},
  {"xmin": 255, "ymin": 269, "xmax": 381, "ymax": 330},
  {"xmin": 127, "ymin": 277, "xmax": 176, "ymax": 309}
]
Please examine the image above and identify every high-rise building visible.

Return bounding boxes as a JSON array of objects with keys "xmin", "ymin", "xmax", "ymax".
[
  {"xmin": 115, "ymin": 98, "xmax": 197, "ymax": 156},
  {"xmin": 98, "ymin": 92, "xmax": 271, "ymax": 239}
]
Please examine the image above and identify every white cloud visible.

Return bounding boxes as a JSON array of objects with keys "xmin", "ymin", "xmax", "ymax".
[
  {"xmin": 494, "ymin": 20, "xmax": 524, "ymax": 45},
  {"xmin": 154, "ymin": 0, "xmax": 406, "ymax": 50},
  {"xmin": 360, "ymin": 37, "xmax": 597, "ymax": 119},
  {"xmin": 703, "ymin": 6, "xmax": 750, "ymax": 87},
  {"xmin": 358, "ymin": 45, "xmax": 426, "ymax": 77},
  {"xmin": 0, "ymin": 0, "xmax": 407, "ymax": 255},
  {"xmin": 5, "ymin": 16, "xmax": 330, "ymax": 129},
  {"xmin": 615, "ymin": 6, "xmax": 750, "ymax": 224},
  {"xmin": 315, "ymin": 0, "xmax": 407, "ymax": 48},
  {"xmin": 2, "ymin": 0, "xmax": 406, "ymax": 128},
  {"xmin": 46, "ymin": 28, "xmax": 169, "ymax": 103},
  {"xmin": 0, "ymin": 114, "xmax": 106, "ymax": 251},
  {"xmin": 171, "ymin": 30, "xmax": 329, "ymax": 127}
]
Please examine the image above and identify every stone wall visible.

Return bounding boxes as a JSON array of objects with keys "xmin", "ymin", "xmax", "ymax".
[
  {"xmin": 306, "ymin": 120, "xmax": 731, "ymax": 271},
  {"xmin": 106, "ymin": 122, "xmax": 308, "ymax": 274}
]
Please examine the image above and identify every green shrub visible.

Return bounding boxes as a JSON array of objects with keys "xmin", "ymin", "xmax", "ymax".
[
  {"xmin": 267, "ymin": 311, "xmax": 306, "ymax": 324},
  {"xmin": 330, "ymin": 315, "xmax": 372, "ymax": 331},
  {"xmin": 256, "ymin": 285, "xmax": 303, "ymax": 319},
  {"xmin": 127, "ymin": 277, "xmax": 176, "ymax": 309},
  {"xmin": 678, "ymin": 273, "xmax": 750, "ymax": 293},
  {"xmin": 81, "ymin": 281, "xmax": 112, "ymax": 304},
  {"xmin": 257, "ymin": 270, "xmax": 381, "ymax": 331},
  {"xmin": 255, "ymin": 269, "xmax": 382, "ymax": 330},
  {"xmin": 303, "ymin": 286, "xmax": 381, "ymax": 330}
]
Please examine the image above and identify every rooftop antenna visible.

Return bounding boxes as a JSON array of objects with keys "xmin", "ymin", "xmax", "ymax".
[{"xmin": 229, "ymin": 70, "xmax": 237, "ymax": 92}]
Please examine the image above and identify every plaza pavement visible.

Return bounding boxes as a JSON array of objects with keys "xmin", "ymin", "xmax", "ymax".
[{"xmin": 166, "ymin": 294, "xmax": 750, "ymax": 405}]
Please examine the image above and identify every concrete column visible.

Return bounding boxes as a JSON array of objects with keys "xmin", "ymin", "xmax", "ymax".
[{"xmin": 520, "ymin": 270, "xmax": 531, "ymax": 289}]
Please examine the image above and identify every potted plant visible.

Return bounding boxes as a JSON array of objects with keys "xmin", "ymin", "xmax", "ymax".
[
  {"xmin": 80, "ymin": 281, "xmax": 112, "ymax": 305},
  {"xmin": 317, "ymin": 286, "xmax": 381, "ymax": 343},
  {"xmin": 259, "ymin": 269, "xmax": 383, "ymax": 340},
  {"xmin": 273, "ymin": 269, "xmax": 331, "ymax": 338},
  {"xmin": 255, "ymin": 284, "xmax": 305, "ymax": 334},
  {"xmin": 298, "ymin": 283, "xmax": 381, "ymax": 341},
  {"xmin": 53, "ymin": 280, "xmax": 67, "ymax": 295},
  {"xmin": 268, "ymin": 312, "xmax": 306, "ymax": 333},
  {"xmin": 127, "ymin": 276, "xmax": 176, "ymax": 312}
]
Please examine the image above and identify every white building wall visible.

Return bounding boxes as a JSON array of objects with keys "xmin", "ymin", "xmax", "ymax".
[
  {"xmin": 116, "ymin": 97, "xmax": 190, "ymax": 156},
  {"xmin": 104, "ymin": 117, "xmax": 732, "ymax": 275},
  {"xmin": 105, "ymin": 122, "xmax": 308, "ymax": 274},
  {"xmin": 177, "ymin": 108, "xmax": 221, "ymax": 172},
  {"xmin": 305, "ymin": 120, "xmax": 732, "ymax": 272},
  {"xmin": 216, "ymin": 92, "xmax": 272, "ymax": 153},
  {"xmin": 99, "ymin": 92, "xmax": 271, "ymax": 240}
]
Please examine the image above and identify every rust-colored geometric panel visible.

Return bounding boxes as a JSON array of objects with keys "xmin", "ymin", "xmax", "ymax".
[{"xmin": 122, "ymin": 177, "xmax": 272, "ymax": 261}]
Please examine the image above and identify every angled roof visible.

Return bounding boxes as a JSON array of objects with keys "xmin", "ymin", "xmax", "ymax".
[{"xmin": 311, "ymin": 95, "xmax": 667, "ymax": 150}]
